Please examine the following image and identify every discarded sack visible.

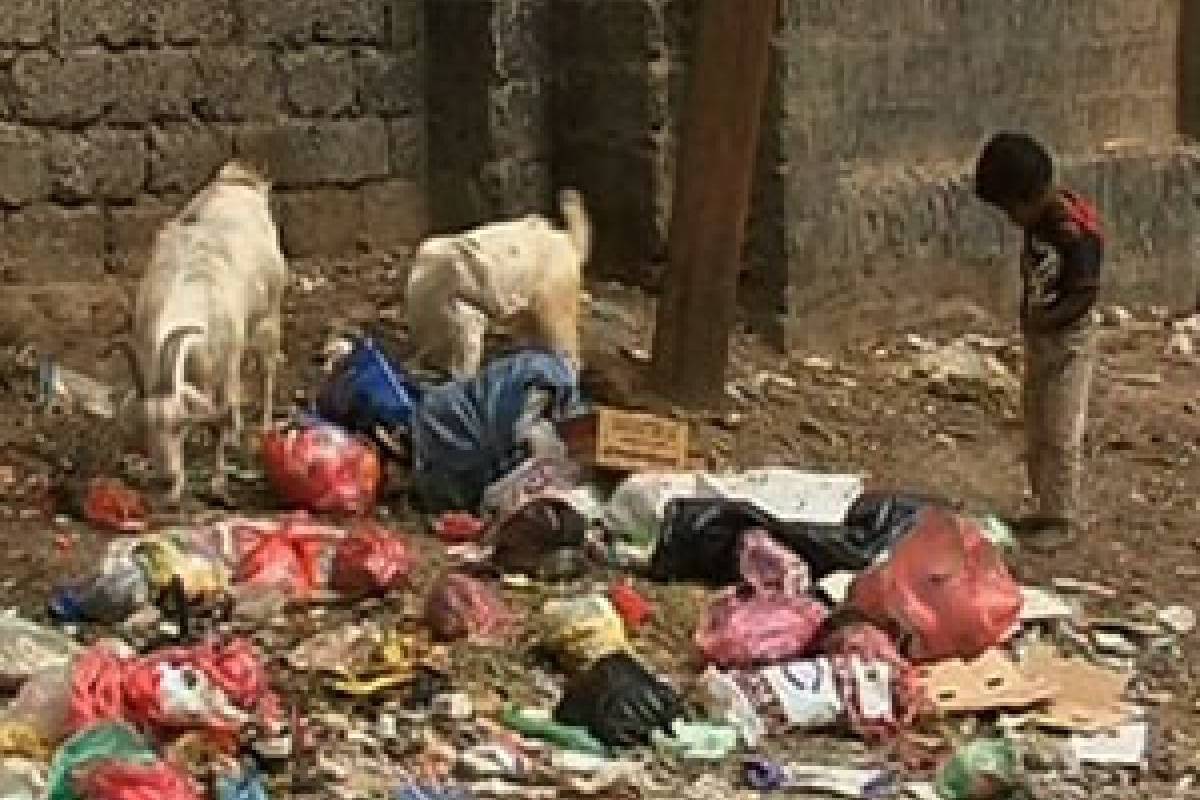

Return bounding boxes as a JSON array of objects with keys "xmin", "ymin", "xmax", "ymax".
[
  {"xmin": 261, "ymin": 421, "xmax": 382, "ymax": 514},
  {"xmin": 554, "ymin": 653, "xmax": 683, "ymax": 748},
  {"xmin": 424, "ymin": 572, "xmax": 512, "ymax": 643},
  {"xmin": 850, "ymin": 508, "xmax": 1022, "ymax": 662},
  {"xmin": 329, "ymin": 523, "xmax": 413, "ymax": 595},
  {"xmin": 410, "ymin": 350, "xmax": 588, "ymax": 514},
  {"xmin": 82, "ymin": 478, "xmax": 147, "ymax": 534},
  {"xmin": 315, "ymin": 335, "xmax": 420, "ymax": 455},
  {"xmin": 489, "ymin": 496, "xmax": 589, "ymax": 578}
]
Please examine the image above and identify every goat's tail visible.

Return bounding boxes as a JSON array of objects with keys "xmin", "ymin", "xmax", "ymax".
[{"xmin": 558, "ymin": 188, "xmax": 591, "ymax": 265}]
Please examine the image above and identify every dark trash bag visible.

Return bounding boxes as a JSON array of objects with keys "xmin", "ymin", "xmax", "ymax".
[
  {"xmin": 410, "ymin": 350, "xmax": 588, "ymax": 514},
  {"xmin": 316, "ymin": 336, "xmax": 420, "ymax": 455},
  {"xmin": 554, "ymin": 652, "xmax": 683, "ymax": 748},
  {"xmin": 489, "ymin": 497, "xmax": 589, "ymax": 577},
  {"xmin": 650, "ymin": 493, "xmax": 947, "ymax": 584}
]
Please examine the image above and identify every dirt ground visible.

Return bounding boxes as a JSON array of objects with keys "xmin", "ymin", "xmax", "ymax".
[{"xmin": 1, "ymin": 256, "xmax": 1198, "ymax": 798}]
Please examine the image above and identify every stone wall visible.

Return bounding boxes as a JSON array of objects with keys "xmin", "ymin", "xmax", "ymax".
[
  {"xmin": 0, "ymin": 0, "xmax": 427, "ymax": 286},
  {"xmin": 776, "ymin": 0, "xmax": 1197, "ymax": 345}
]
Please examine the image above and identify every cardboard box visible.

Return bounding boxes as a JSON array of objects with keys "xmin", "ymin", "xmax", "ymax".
[{"xmin": 559, "ymin": 408, "xmax": 689, "ymax": 473}]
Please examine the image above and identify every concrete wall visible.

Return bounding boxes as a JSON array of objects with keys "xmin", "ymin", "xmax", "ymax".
[{"xmin": 0, "ymin": 0, "xmax": 427, "ymax": 286}]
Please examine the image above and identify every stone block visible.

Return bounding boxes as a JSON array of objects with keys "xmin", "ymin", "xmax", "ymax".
[
  {"xmin": 149, "ymin": 124, "xmax": 233, "ymax": 195},
  {"xmin": 162, "ymin": 0, "xmax": 237, "ymax": 44},
  {"xmin": 236, "ymin": 119, "xmax": 390, "ymax": 188},
  {"xmin": 47, "ymin": 129, "xmax": 147, "ymax": 202},
  {"xmin": 59, "ymin": 0, "xmax": 161, "ymax": 46},
  {"xmin": 109, "ymin": 51, "xmax": 199, "ymax": 124},
  {"xmin": 363, "ymin": 179, "xmax": 428, "ymax": 249},
  {"xmin": 192, "ymin": 49, "xmax": 282, "ymax": 122},
  {"xmin": 243, "ymin": 0, "xmax": 385, "ymax": 44},
  {"xmin": 0, "ymin": 124, "xmax": 48, "ymax": 207},
  {"xmin": 0, "ymin": 0, "xmax": 54, "ymax": 46},
  {"xmin": 356, "ymin": 50, "xmax": 421, "ymax": 115},
  {"xmin": 1, "ymin": 205, "xmax": 106, "ymax": 282},
  {"xmin": 282, "ymin": 49, "xmax": 357, "ymax": 116},
  {"xmin": 11, "ymin": 52, "xmax": 116, "ymax": 126},
  {"xmin": 275, "ymin": 189, "xmax": 364, "ymax": 257},
  {"xmin": 389, "ymin": 0, "xmax": 423, "ymax": 49},
  {"xmin": 107, "ymin": 201, "xmax": 177, "ymax": 276},
  {"xmin": 388, "ymin": 115, "xmax": 427, "ymax": 182}
]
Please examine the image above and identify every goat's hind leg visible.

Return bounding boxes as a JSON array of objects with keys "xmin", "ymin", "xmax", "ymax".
[{"xmin": 255, "ymin": 317, "xmax": 282, "ymax": 430}]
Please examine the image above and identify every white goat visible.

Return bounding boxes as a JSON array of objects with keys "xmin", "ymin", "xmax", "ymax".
[
  {"xmin": 112, "ymin": 162, "xmax": 287, "ymax": 501},
  {"xmin": 406, "ymin": 189, "xmax": 591, "ymax": 378}
]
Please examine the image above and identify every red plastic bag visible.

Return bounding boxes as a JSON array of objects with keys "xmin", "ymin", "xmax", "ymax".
[
  {"xmin": 608, "ymin": 580, "xmax": 653, "ymax": 630},
  {"xmin": 67, "ymin": 645, "xmax": 129, "ymax": 734},
  {"xmin": 261, "ymin": 423, "xmax": 381, "ymax": 514},
  {"xmin": 67, "ymin": 640, "xmax": 279, "ymax": 739},
  {"xmin": 424, "ymin": 572, "xmax": 512, "ymax": 643},
  {"xmin": 234, "ymin": 522, "xmax": 330, "ymax": 595},
  {"xmin": 84, "ymin": 478, "xmax": 148, "ymax": 534},
  {"xmin": 74, "ymin": 759, "xmax": 204, "ymax": 800},
  {"xmin": 849, "ymin": 508, "xmax": 1022, "ymax": 662},
  {"xmin": 330, "ymin": 523, "xmax": 413, "ymax": 595},
  {"xmin": 433, "ymin": 512, "xmax": 486, "ymax": 544}
]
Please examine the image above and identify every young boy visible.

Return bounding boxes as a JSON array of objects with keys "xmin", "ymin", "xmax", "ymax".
[{"xmin": 974, "ymin": 132, "xmax": 1104, "ymax": 549}]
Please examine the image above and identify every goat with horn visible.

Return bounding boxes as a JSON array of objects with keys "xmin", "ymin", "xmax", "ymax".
[{"xmin": 117, "ymin": 161, "xmax": 287, "ymax": 501}]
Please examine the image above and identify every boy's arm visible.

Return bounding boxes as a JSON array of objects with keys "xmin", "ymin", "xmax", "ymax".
[{"xmin": 1028, "ymin": 235, "xmax": 1103, "ymax": 332}]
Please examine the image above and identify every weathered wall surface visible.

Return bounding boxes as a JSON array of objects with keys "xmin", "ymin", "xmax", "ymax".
[{"xmin": 0, "ymin": 0, "xmax": 427, "ymax": 285}]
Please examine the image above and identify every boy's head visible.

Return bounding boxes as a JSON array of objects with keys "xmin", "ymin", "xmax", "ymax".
[{"xmin": 974, "ymin": 132, "xmax": 1054, "ymax": 227}]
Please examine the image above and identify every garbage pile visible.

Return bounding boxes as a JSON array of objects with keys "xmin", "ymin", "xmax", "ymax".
[{"xmin": 4, "ymin": 338, "xmax": 1188, "ymax": 800}]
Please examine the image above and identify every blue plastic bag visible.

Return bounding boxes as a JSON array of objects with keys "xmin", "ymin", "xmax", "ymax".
[
  {"xmin": 316, "ymin": 337, "xmax": 420, "ymax": 451},
  {"xmin": 410, "ymin": 350, "xmax": 588, "ymax": 513}
]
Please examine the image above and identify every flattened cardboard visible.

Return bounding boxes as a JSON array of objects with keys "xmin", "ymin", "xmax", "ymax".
[
  {"xmin": 1023, "ymin": 645, "xmax": 1134, "ymax": 732},
  {"xmin": 921, "ymin": 649, "xmax": 1055, "ymax": 714}
]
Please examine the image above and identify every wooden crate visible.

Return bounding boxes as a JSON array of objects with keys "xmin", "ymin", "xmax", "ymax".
[{"xmin": 559, "ymin": 407, "xmax": 689, "ymax": 473}]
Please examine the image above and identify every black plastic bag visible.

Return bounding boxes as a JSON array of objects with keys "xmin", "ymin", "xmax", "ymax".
[
  {"xmin": 649, "ymin": 492, "xmax": 949, "ymax": 584},
  {"xmin": 554, "ymin": 652, "xmax": 683, "ymax": 747}
]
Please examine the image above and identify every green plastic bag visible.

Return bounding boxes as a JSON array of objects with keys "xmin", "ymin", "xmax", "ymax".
[
  {"xmin": 500, "ymin": 706, "xmax": 608, "ymax": 756},
  {"xmin": 936, "ymin": 738, "xmax": 1023, "ymax": 800},
  {"xmin": 47, "ymin": 723, "xmax": 157, "ymax": 800}
]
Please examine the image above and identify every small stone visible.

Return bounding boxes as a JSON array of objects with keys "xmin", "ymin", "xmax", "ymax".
[
  {"xmin": 1123, "ymin": 372, "xmax": 1163, "ymax": 387},
  {"xmin": 800, "ymin": 355, "xmax": 835, "ymax": 371},
  {"xmin": 1167, "ymin": 332, "xmax": 1195, "ymax": 357},
  {"xmin": 432, "ymin": 692, "xmax": 472, "ymax": 720},
  {"xmin": 1101, "ymin": 305, "xmax": 1133, "ymax": 328},
  {"xmin": 1158, "ymin": 605, "xmax": 1196, "ymax": 635},
  {"xmin": 621, "ymin": 345, "xmax": 650, "ymax": 364}
]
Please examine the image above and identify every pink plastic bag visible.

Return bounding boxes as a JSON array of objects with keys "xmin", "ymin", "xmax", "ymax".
[
  {"xmin": 74, "ymin": 759, "xmax": 204, "ymax": 800},
  {"xmin": 330, "ymin": 522, "xmax": 413, "ymax": 595},
  {"xmin": 694, "ymin": 530, "xmax": 826, "ymax": 669},
  {"xmin": 424, "ymin": 572, "xmax": 512, "ymax": 643},
  {"xmin": 849, "ymin": 509, "xmax": 1022, "ymax": 662},
  {"xmin": 695, "ymin": 586, "xmax": 828, "ymax": 669},
  {"xmin": 739, "ymin": 529, "xmax": 809, "ymax": 596},
  {"xmin": 262, "ymin": 423, "xmax": 382, "ymax": 514},
  {"xmin": 821, "ymin": 622, "xmax": 926, "ymax": 741}
]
